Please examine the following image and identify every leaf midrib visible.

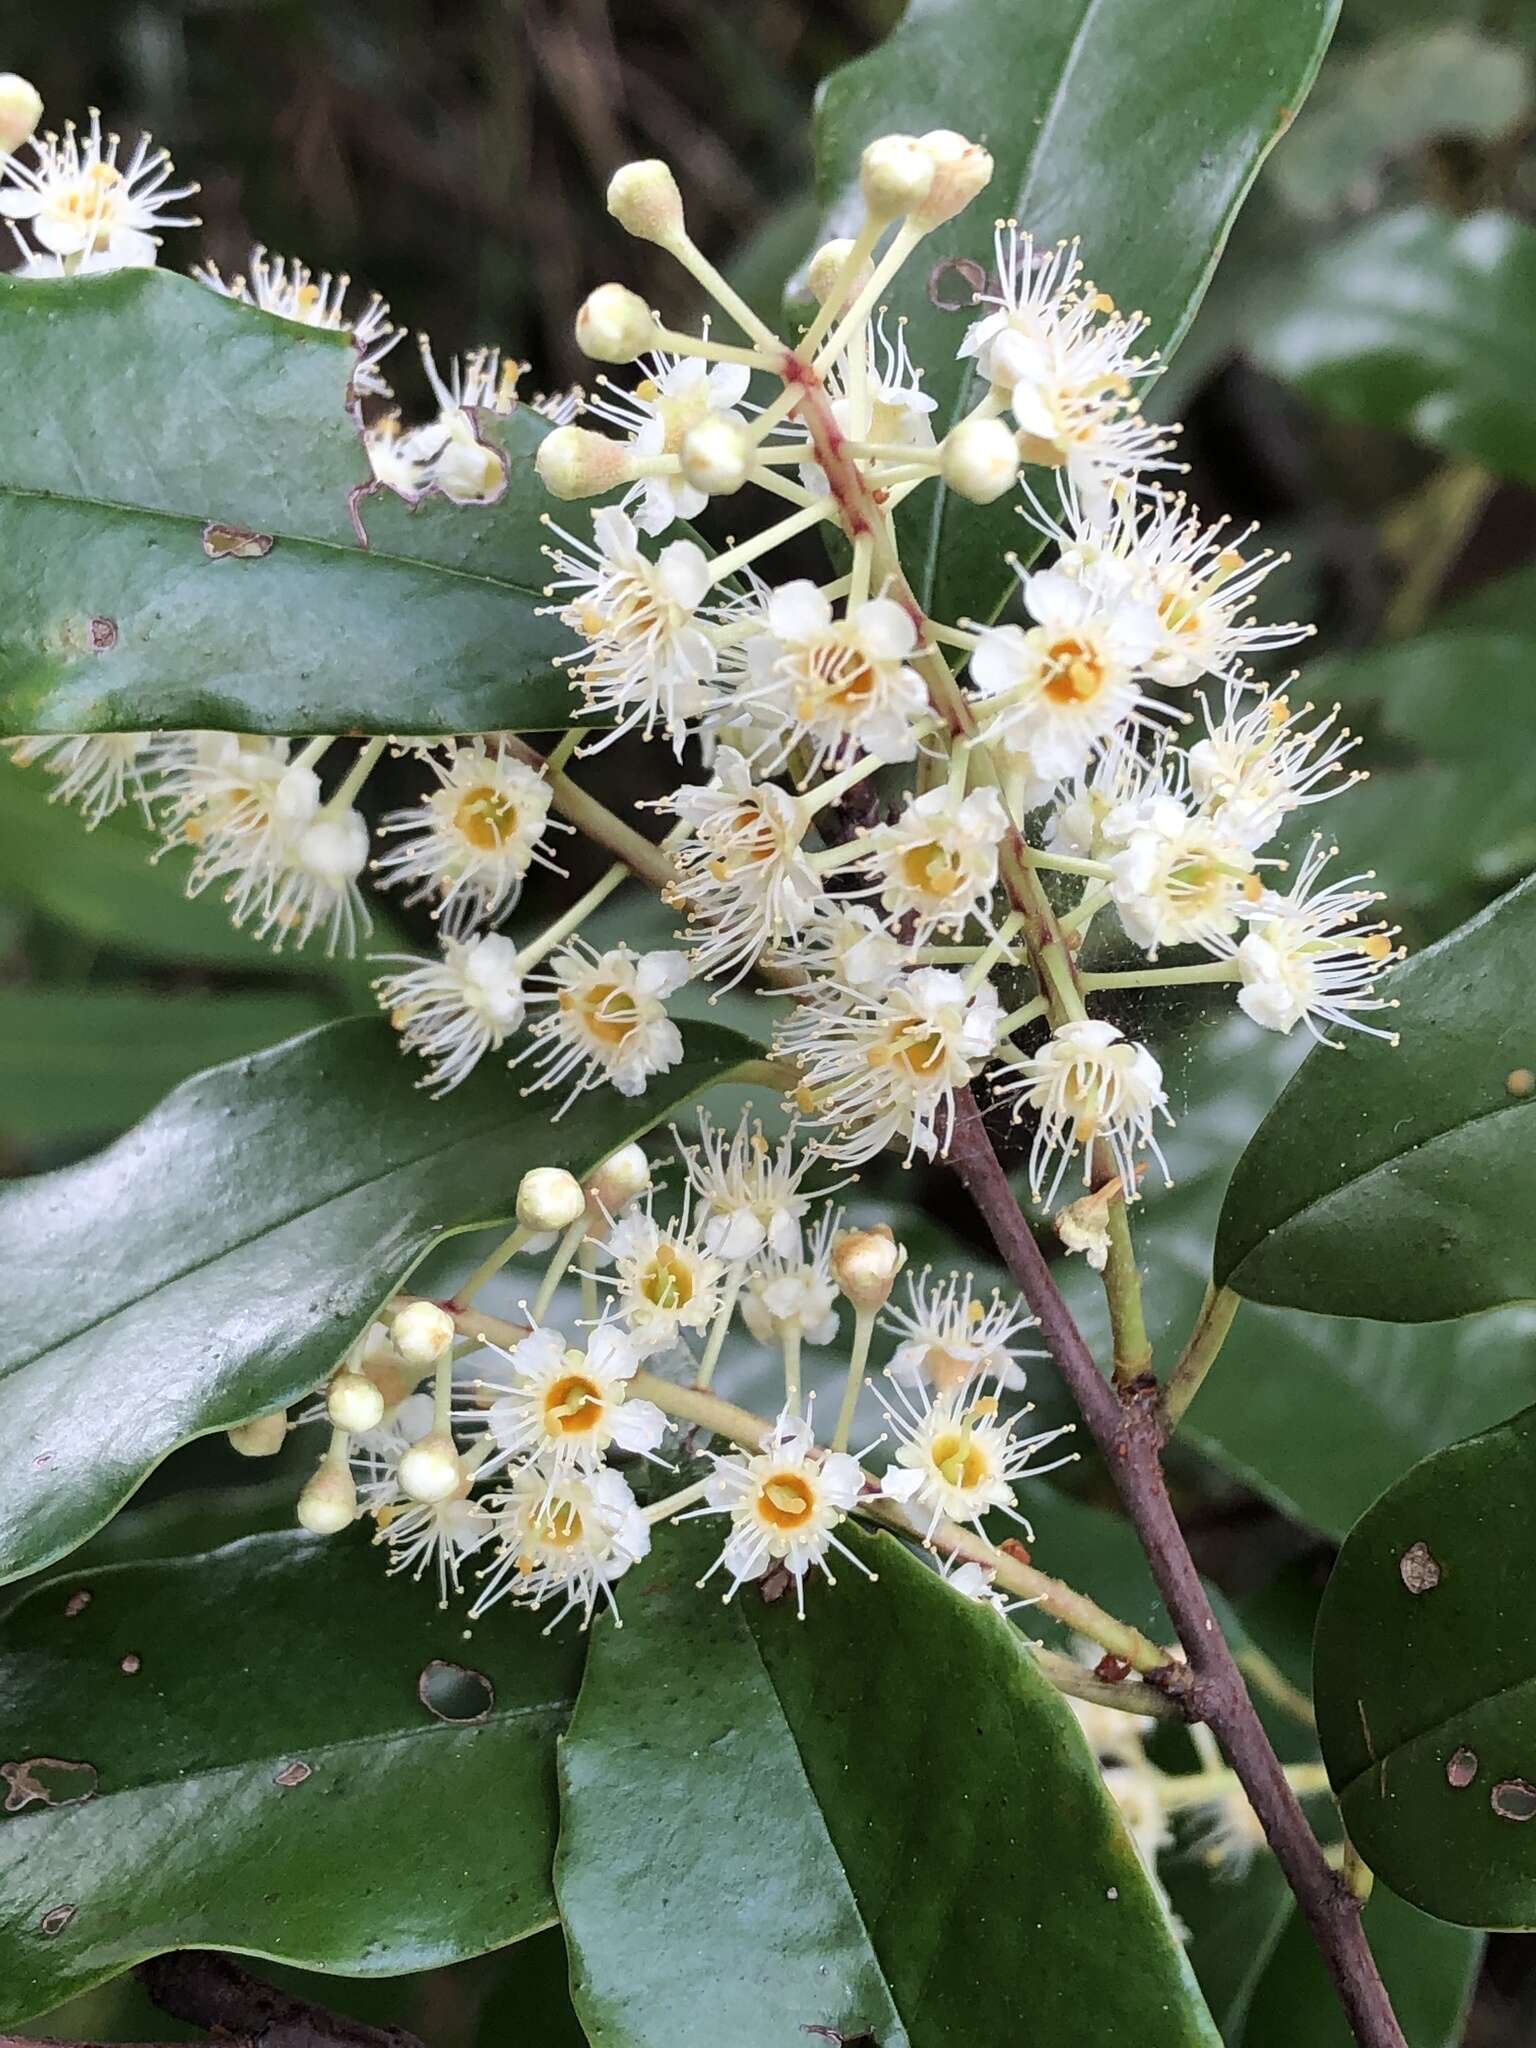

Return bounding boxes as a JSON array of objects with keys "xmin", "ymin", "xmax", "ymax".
[
  {"xmin": 1337, "ymin": 1663, "xmax": 1536, "ymax": 1806},
  {"xmin": 0, "ymin": 479, "xmax": 546, "ymax": 602}
]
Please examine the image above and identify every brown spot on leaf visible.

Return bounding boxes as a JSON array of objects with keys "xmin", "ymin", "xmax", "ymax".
[
  {"xmin": 2, "ymin": 1757, "xmax": 99, "ymax": 1813},
  {"xmin": 1492, "ymin": 1777, "xmax": 1536, "ymax": 1822},
  {"xmin": 63, "ymin": 1589, "xmax": 91, "ymax": 1618},
  {"xmin": 1399, "ymin": 1541, "xmax": 1441, "ymax": 1593},
  {"xmin": 418, "ymin": 1659, "xmax": 495, "ymax": 1724},
  {"xmin": 927, "ymin": 256, "xmax": 987, "ymax": 312},
  {"xmin": 202, "ymin": 522, "xmax": 275, "ymax": 560},
  {"xmin": 119, "ymin": 1653, "xmax": 141, "ymax": 1676},
  {"xmin": 37, "ymin": 1904, "xmax": 77, "ymax": 1938},
  {"xmin": 274, "ymin": 1760, "xmax": 313, "ymax": 1788},
  {"xmin": 1507, "ymin": 1068, "xmax": 1535, "ymax": 1098},
  {"xmin": 803, "ymin": 2030, "xmax": 880, "ymax": 2048},
  {"xmin": 1446, "ymin": 1746, "xmax": 1478, "ymax": 1789},
  {"xmin": 88, "ymin": 616, "xmax": 117, "ymax": 651}
]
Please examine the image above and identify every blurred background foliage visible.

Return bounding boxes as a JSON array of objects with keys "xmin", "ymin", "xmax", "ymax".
[{"xmin": 5, "ymin": 1, "xmax": 1536, "ymax": 2043}]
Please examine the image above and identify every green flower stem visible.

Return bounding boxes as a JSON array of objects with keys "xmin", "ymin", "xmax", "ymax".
[
  {"xmin": 1104, "ymin": 1198, "xmax": 1153, "ymax": 1389},
  {"xmin": 1157, "ymin": 1760, "xmax": 1332, "ymax": 1814},
  {"xmin": 452, "ymin": 1225, "xmax": 530, "ymax": 1311},
  {"xmin": 1236, "ymin": 1644, "xmax": 1317, "ymax": 1731},
  {"xmin": 1081, "ymin": 961, "xmax": 1243, "ymax": 992},
  {"xmin": 530, "ymin": 1214, "xmax": 592, "ymax": 1323},
  {"xmin": 1164, "ymin": 1282, "xmax": 1241, "ymax": 1426},
  {"xmin": 830, "ymin": 1306, "xmax": 876, "ymax": 1453}
]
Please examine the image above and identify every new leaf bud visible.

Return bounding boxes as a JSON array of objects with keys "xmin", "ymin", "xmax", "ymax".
[
  {"xmin": 575, "ymin": 283, "xmax": 658, "ymax": 364},
  {"xmin": 391, "ymin": 1300, "xmax": 456, "ymax": 1369},
  {"xmin": 940, "ymin": 416, "xmax": 1021, "ymax": 503},
  {"xmin": 535, "ymin": 425, "xmax": 635, "ymax": 500},
  {"xmin": 397, "ymin": 1430, "xmax": 462, "ymax": 1504},
  {"xmin": 832, "ymin": 1224, "xmax": 904, "ymax": 1312},
  {"xmin": 226, "ymin": 1410, "xmax": 288, "ymax": 1459},
  {"xmin": 0, "ymin": 74, "xmax": 42, "ymax": 157},
  {"xmin": 327, "ymin": 1369, "xmax": 386, "ymax": 1434},
  {"xmin": 679, "ymin": 414, "xmax": 753, "ymax": 497},
  {"xmin": 859, "ymin": 134, "xmax": 935, "ymax": 222},
  {"xmin": 607, "ymin": 160, "xmax": 685, "ymax": 246},
  {"xmin": 912, "ymin": 130, "xmax": 994, "ymax": 230},
  {"xmin": 517, "ymin": 1165, "xmax": 586, "ymax": 1233},
  {"xmin": 298, "ymin": 1460, "xmax": 358, "ymax": 1535}
]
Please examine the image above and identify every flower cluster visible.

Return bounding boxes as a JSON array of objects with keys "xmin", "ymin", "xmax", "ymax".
[{"xmin": 244, "ymin": 1122, "xmax": 1070, "ymax": 1629}]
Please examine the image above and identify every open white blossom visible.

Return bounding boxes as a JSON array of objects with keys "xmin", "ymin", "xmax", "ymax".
[
  {"xmin": 5, "ymin": 732, "xmax": 176, "ymax": 827},
  {"xmin": 375, "ymin": 742, "xmax": 564, "ymax": 932},
  {"xmin": 675, "ymin": 1108, "xmax": 821, "ymax": 1262},
  {"xmin": 517, "ymin": 940, "xmax": 689, "ymax": 1113},
  {"xmin": 881, "ymin": 1377, "xmax": 1074, "ymax": 1539},
  {"xmin": 1187, "ymin": 684, "xmax": 1360, "ymax": 851},
  {"xmin": 740, "ymin": 1207, "xmax": 843, "ymax": 1350},
  {"xmin": 474, "ymin": 1323, "xmax": 668, "ymax": 1479},
  {"xmin": 1109, "ymin": 796, "xmax": 1257, "ymax": 955},
  {"xmin": 862, "ymin": 783, "xmax": 1008, "ymax": 938},
  {"xmin": 195, "ymin": 245, "xmax": 399, "ymax": 394},
  {"xmin": 1222, "ymin": 839, "xmax": 1400, "ymax": 1042},
  {"xmin": 375, "ymin": 1492, "xmax": 493, "ymax": 1608},
  {"xmin": 0, "ymin": 110, "xmax": 198, "ymax": 267},
  {"xmin": 768, "ymin": 899, "xmax": 906, "ymax": 992},
  {"xmin": 601, "ymin": 1195, "xmax": 727, "ymax": 1357},
  {"xmin": 372, "ymin": 934, "xmax": 527, "ymax": 1095},
  {"xmin": 1001, "ymin": 1019, "xmax": 1170, "ymax": 1204},
  {"xmin": 471, "ymin": 1464, "xmax": 650, "ymax": 1628},
  {"xmin": 693, "ymin": 1410, "xmax": 868, "ymax": 1617},
  {"xmin": 747, "ymin": 584, "xmax": 927, "ymax": 773},
  {"xmin": 880, "ymin": 1268, "xmax": 1041, "ymax": 1393},
  {"xmin": 588, "ymin": 348, "xmax": 752, "ymax": 533}
]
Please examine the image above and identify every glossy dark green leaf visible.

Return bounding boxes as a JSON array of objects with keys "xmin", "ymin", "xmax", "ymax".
[
  {"xmin": 0, "ymin": 1013, "xmax": 759, "ymax": 1587},
  {"xmin": 1246, "ymin": 207, "xmax": 1536, "ymax": 480},
  {"xmin": 1300, "ymin": 569, "xmax": 1536, "ymax": 908},
  {"xmin": 1215, "ymin": 878, "xmax": 1536, "ymax": 1320},
  {"xmin": 808, "ymin": 0, "xmax": 1340, "ymax": 623},
  {"xmin": 556, "ymin": 1521, "xmax": 1218, "ymax": 2048},
  {"xmin": 0, "ymin": 268, "xmax": 578, "ymax": 737},
  {"xmin": 1057, "ymin": 1016, "xmax": 1536, "ymax": 1540},
  {"xmin": 0, "ymin": 1529, "xmax": 583, "ymax": 2021},
  {"xmin": 1314, "ymin": 1404, "xmax": 1536, "ymax": 1929},
  {"xmin": 0, "ymin": 988, "xmax": 330, "ymax": 1141}
]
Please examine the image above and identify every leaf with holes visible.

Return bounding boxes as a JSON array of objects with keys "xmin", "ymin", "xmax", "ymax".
[
  {"xmin": 0, "ymin": 268, "xmax": 579, "ymax": 737},
  {"xmin": 556, "ymin": 1521, "xmax": 1219, "ymax": 2048},
  {"xmin": 1246, "ymin": 208, "xmax": 1536, "ymax": 481},
  {"xmin": 0, "ymin": 1011, "xmax": 759, "ymax": 1587},
  {"xmin": 1314, "ymin": 1404, "xmax": 1536, "ymax": 1930},
  {"xmin": 0, "ymin": 1528, "xmax": 584, "ymax": 2021},
  {"xmin": 806, "ymin": 0, "xmax": 1340, "ymax": 624},
  {"xmin": 1214, "ymin": 877, "xmax": 1536, "ymax": 1321}
]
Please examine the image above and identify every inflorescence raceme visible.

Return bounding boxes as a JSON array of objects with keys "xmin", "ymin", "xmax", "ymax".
[{"xmin": 0, "ymin": 80, "xmax": 1373, "ymax": 1889}]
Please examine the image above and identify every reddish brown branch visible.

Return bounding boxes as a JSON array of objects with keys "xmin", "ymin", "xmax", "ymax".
[
  {"xmin": 134, "ymin": 1952, "xmax": 425, "ymax": 2048},
  {"xmin": 944, "ymin": 1090, "xmax": 1407, "ymax": 2048}
]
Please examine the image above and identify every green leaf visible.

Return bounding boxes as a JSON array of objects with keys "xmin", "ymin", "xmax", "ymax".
[
  {"xmin": 0, "ymin": 268, "xmax": 578, "ymax": 737},
  {"xmin": 808, "ymin": 0, "xmax": 1340, "ymax": 623},
  {"xmin": 1057, "ymin": 1016, "xmax": 1536, "ymax": 1540},
  {"xmin": 1238, "ymin": 1888, "xmax": 1481, "ymax": 2047},
  {"xmin": 1299, "ymin": 569, "xmax": 1536, "ymax": 909},
  {"xmin": 0, "ymin": 1528, "xmax": 583, "ymax": 2021},
  {"xmin": 1245, "ymin": 208, "xmax": 1536, "ymax": 481},
  {"xmin": 1215, "ymin": 877, "xmax": 1536, "ymax": 1320},
  {"xmin": 0, "ymin": 1013, "xmax": 759, "ymax": 1587},
  {"xmin": 0, "ymin": 988, "xmax": 330, "ymax": 1142},
  {"xmin": 556, "ymin": 1521, "xmax": 1219, "ymax": 2048},
  {"xmin": 1314, "ymin": 1403, "xmax": 1536, "ymax": 1929}
]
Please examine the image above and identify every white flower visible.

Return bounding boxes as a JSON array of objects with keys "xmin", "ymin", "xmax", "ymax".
[
  {"xmin": 253, "ymin": 806, "xmax": 372, "ymax": 957},
  {"xmin": 695, "ymin": 1410, "xmax": 868, "ymax": 1617},
  {"xmin": 600, "ymin": 1197, "xmax": 726, "ymax": 1357},
  {"xmin": 471, "ymin": 1464, "xmax": 650, "ymax": 1629},
  {"xmin": 879, "ymin": 1268, "xmax": 1041, "ymax": 1393},
  {"xmin": 195, "ymin": 245, "xmax": 399, "ymax": 395},
  {"xmin": 0, "ymin": 110, "xmax": 198, "ymax": 268},
  {"xmin": 959, "ymin": 224, "xmax": 1170, "ymax": 509},
  {"xmin": 372, "ymin": 934, "xmax": 526, "ymax": 1095},
  {"xmin": 969, "ymin": 565, "xmax": 1164, "ymax": 784},
  {"xmin": 414, "ymin": 338, "xmax": 515, "ymax": 503},
  {"xmin": 158, "ymin": 733, "xmax": 293, "ymax": 853},
  {"xmin": 588, "ymin": 349, "xmax": 752, "ymax": 533},
  {"xmin": 1186, "ymin": 683, "xmax": 1360, "ymax": 851},
  {"xmin": 767, "ymin": 899, "xmax": 906, "ymax": 992},
  {"xmin": 659, "ymin": 747, "xmax": 824, "ymax": 984},
  {"xmin": 1043, "ymin": 486, "xmax": 1312, "ymax": 688},
  {"xmin": 375, "ymin": 1493, "xmax": 493, "ymax": 1608},
  {"xmin": 375, "ymin": 742, "xmax": 564, "ymax": 933},
  {"xmin": 5, "ymin": 732, "xmax": 174, "ymax": 827},
  {"xmin": 863, "ymin": 783, "xmax": 1008, "ymax": 938},
  {"xmin": 939, "ymin": 1556, "xmax": 1021, "ymax": 1616},
  {"xmin": 545, "ymin": 506, "xmax": 720, "ymax": 749},
  {"xmin": 516, "ymin": 939, "xmax": 689, "ymax": 1114},
  {"xmin": 798, "ymin": 312, "xmax": 936, "ymax": 495},
  {"xmin": 1108, "ymin": 796, "xmax": 1256, "ymax": 955},
  {"xmin": 880, "ymin": 1378, "xmax": 1073, "ymax": 1540},
  {"xmin": 747, "ymin": 583, "xmax": 927, "ymax": 773},
  {"xmin": 1000, "ymin": 1019, "xmax": 1170, "ymax": 1204},
  {"xmin": 1103, "ymin": 1760, "xmax": 1175, "ymax": 1880},
  {"xmin": 363, "ymin": 410, "xmax": 437, "ymax": 504},
  {"xmin": 1054, "ymin": 1184, "xmax": 1119, "ymax": 1272},
  {"xmin": 474, "ymin": 1322, "xmax": 668, "ymax": 1478},
  {"xmin": 740, "ymin": 1208, "xmax": 842, "ymax": 1350},
  {"xmin": 775, "ymin": 967, "xmax": 1001, "ymax": 1167},
  {"xmin": 675, "ymin": 1108, "xmax": 822, "ymax": 1263},
  {"xmin": 1222, "ymin": 839, "xmax": 1400, "ymax": 1043},
  {"xmin": 1044, "ymin": 734, "xmax": 1171, "ymax": 862}
]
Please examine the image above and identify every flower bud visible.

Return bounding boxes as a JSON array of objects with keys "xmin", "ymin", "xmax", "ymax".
[
  {"xmin": 912, "ymin": 130, "xmax": 994, "ymax": 230},
  {"xmin": 535, "ymin": 425, "xmax": 635, "ymax": 501},
  {"xmin": 298, "ymin": 1460, "xmax": 357, "ymax": 1535},
  {"xmin": 859, "ymin": 134, "xmax": 935, "ymax": 222},
  {"xmin": 327, "ymin": 1369, "xmax": 386, "ymax": 1434},
  {"xmin": 0, "ymin": 74, "xmax": 42, "ymax": 156},
  {"xmin": 391, "ymin": 1300, "xmax": 456, "ymax": 1369},
  {"xmin": 226, "ymin": 1410, "xmax": 288, "ymax": 1459},
  {"xmin": 517, "ymin": 1164, "xmax": 587, "ymax": 1233},
  {"xmin": 940, "ymin": 416, "xmax": 1020, "ymax": 504},
  {"xmin": 806, "ymin": 238, "xmax": 871, "ymax": 308},
  {"xmin": 585, "ymin": 1142, "xmax": 650, "ymax": 1219},
  {"xmin": 575, "ymin": 283, "xmax": 658, "ymax": 365},
  {"xmin": 607, "ymin": 160, "xmax": 685, "ymax": 246},
  {"xmin": 679, "ymin": 414, "xmax": 753, "ymax": 497},
  {"xmin": 397, "ymin": 1430, "xmax": 462, "ymax": 1504},
  {"xmin": 832, "ymin": 1224, "xmax": 904, "ymax": 1312}
]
